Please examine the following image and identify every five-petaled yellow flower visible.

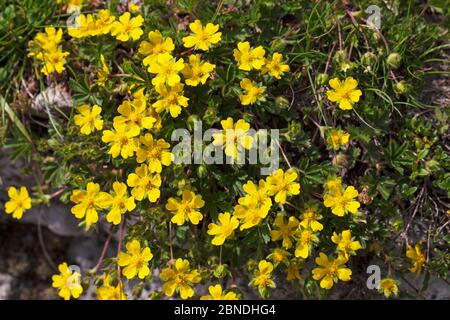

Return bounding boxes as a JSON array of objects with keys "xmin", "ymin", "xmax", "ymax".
[
  {"xmin": 250, "ymin": 260, "xmax": 276, "ymax": 290},
  {"xmin": 70, "ymin": 182, "xmax": 108, "ymax": 228},
  {"xmin": 299, "ymin": 207, "xmax": 323, "ymax": 232},
  {"xmin": 98, "ymin": 181, "xmax": 136, "ymax": 225},
  {"xmin": 110, "ymin": 12, "xmax": 144, "ymax": 42},
  {"xmin": 331, "ymin": 229, "xmax": 362, "ymax": 260},
  {"xmin": 73, "ymin": 104, "xmax": 103, "ymax": 135},
  {"xmin": 96, "ymin": 274, "xmax": 127, "ymax": 300},
  {"xmin": 326, "ymin": 76, "xmax": 362, "ymax": 110},
  {"xmin": 406, "ymin": 243, "xmax": 426, "ymax": 273},
  {"xmin": 323, "ymin": 185, "xmax": 360, "ymax": 217},
  {"xmin": 327, "ymin": 129, "xmax": 350, "ymax": 151},
  {"xmin": 261, "ymin": 53, "xmax": 290, "ymax": 79},
  {"xmin": 378, "ymin": 278, "xmax": 399, "ymax": 298},
  {"xmin": 266, "ymin": 168, "xmax": 301, "ymax": 204},
  {"xmin": 233, "ymin": 41, "xmax": 265, "ymax": 71},
  {"xmin": 233, "ymin": 179, "xmax": 272, "ymax": 230},
  {"xmin": 166, "ymin": 190, "xmax": 205, "ymax": 225},
  {"xmin": 136, "ymin": 133, "xmax": 173, "ymax": 172},
  {"xmin": 102, "ymin": 122, "xmax": 139, "ymax": 159},
  {"xmin": 200, "ymin": 284, "xmax": 238, "ymax": 300},
  {"xmin": 312, "ymin": 253, "xmax": 352, "ymax": 289},
  {"xmin": 118, "ymin": 240, "xmax": 153, "ymax": 279},
  {"xmin": 126, "ymin": 164, "xmax": 161, "ymax": 202},
  {"xmin": 38, "ymin": 50, "xmax": 70, "ymax": 75},
  {"xmin": 153, "ymin": 83, "xmax": 189, "ymax": 118},
  {"xmin": 207, "ymin": 212, "xmax": 239, "ymax": 246},
  {"xmin": 182, "ymin": 20, "xmax": 222, "ymax": 51},
  {"xmin": 239, "ymin": 78, "xmax": 266, "ymax": 105},
  {"xmin": 270, "ymin": 214, "xmax": 299, "ymax": 249},
  {"xmin": 148, "ymin": 53, "xmax": 184, "ymax": 87},
  {"xmin": 4, "ymin": 186, "xmax": 32, "ymax": 219},
  {"xmin": 160, "ymin": 258, "xmax": 201, "ymax": 299},
  {"xmin": 182, "ymin": 54, "xmax": 216, "ymax": 86},
  {"xmin": 114, "ymin": 99, "xmax": 156, "ymax": 137},
  {"xmin": 294, "ymin": 226, "xmax": 319, "ymax": 259},
  {"xmin": 52, "ymin": 262, "xmax": 83, "ymax": 300},
  {"xmin": 139, "ymin": 30, "xmax": 175, "ymax": 67},
  {"xmin": 212, "ymin": 117, "xmax": 254, "ymax": 159}
]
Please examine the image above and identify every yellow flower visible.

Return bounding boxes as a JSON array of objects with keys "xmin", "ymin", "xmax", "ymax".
[
  {"xmin": 166, "ymin": 190, "xmax": 205, "ymax": 225},
  {"xmin": 200, "ymin": 284, "xmax": 238, "ymax": 300},
  {"xmin": 101, "ymin": 122, "xmax": 139, "ymax": 159},
  {"xmin": 110, "ymin": 12, "xmax": 144, "ymax": 42},
  {"xmin": 4, "ymin": 186, "xmax": 32, "ymax": 219},
  {"xmin": 98, "ymin": 182, "xmax": 136, "ymax": 225},
  {"xmin": 207, "ymin": 212, "xmax": 239, "ymax": 246},
  {"xmin": 28, "ymin": 27, "xmax": 63, "ymax": 53},
  {"xmin": 233, "ymin": 41, "xmax": 265, "ymax": 71},
  {"xmin": 261, "ymin": 53, "xmax": 290, "ymax": 79},
  {"xmin": 331, "ymin": 230, "xmax": 362, "ymax": 259},
  {"xmin": 326, "ymin": 76, "xmax": 362, "ymax": 110},
  {"xmin": 325, "ymin": 177, "xmax": 342, "ymax": 194},
  {"xmin": 128, "ymin": 2, "xmax": 140, "ymax": 12},
  {"xmin": 406, "ymin": 243, "xmax": 426, "ymax": 273},
  {"xmin": 70, "ymin": 182, "xmax": 108, "ymax": 228},
  {"xmin": 239, "ymin": 78, "xmax": 265, "ymax": 105},
  {"xmin": 378, "ymin": 278, "xmax": 399, "ymax": 298},
  {"xmin": 212, "ymin": 117, "xmax": 254, "ymax": 159},
  {"xmin": 73, "ymin": 104, "xmax": 103, "ymax": 135},
  {"xmin": 233, "ymin": 199, "xmax": 266, "ymax": 230},
  {"xmin": 52, "ymin": 262, "xmax": 83, "ymax": 300},
  {"xmin": 323, "ymin": 185, "xmax": 360, "ymax": 217},
  {"xmin": 94, "ymin": 9, "xmax": 116, "ymax": 35},
  {"xmin": 139, "ymin": 30, "xmax": 175, "ymax": 67},
  {"xmin": 113, "ymin": 99, "xmax": 156, "ymax": 136},
  {"xmin": 327, "ymin": 129, "xmax": 350, "ymax": 151},
  {"xmin": 126, "ymin": 164, "xmax": 161, "ymax": 202},
  {"xmin": 136, "ymin": 133, "xmax": 173, "ymax": 172},
  {"xmin": 148, "ymin": 53, "xmax": 184, "ymax": 87},
  {"xmin": 294, "ymin": 226, "xmax": 319, "ymax": 259},
  {"xmin": 286, "ymin": 260, "xmax": 302, "ymax": 281},
  {"xmin": 96, "ymin": 275, "xmax": 127, "ymax": 300},
  {"xmin": 182, "ymin": 54, "xmax": 216, "ymax": 86},
  {"xmin": 266, "ymin": 168, "xmax": 301, "ymax": 204},
  {"xmin": 312, "ymin": 253, "xmax": 352, "ymax": 290},
  {"xmin": 153, "ymin": 83, "xmax": 189, "ymax": 118},
  {"xmin": 96, "ymin": 54, "xmax": 110, "ymax": 87},
  {"xmin": 68, "ymin": 14, "xmax": 97, "ymax": 38},
  {"xmin": 299, "ymin": 207, "xmax": 323, "ymax": 232},
  {"xmin": 270, "ymin": 214, "xmax": 299, "ymax": 249},
  {"xmin": 160, "ymin": 258, "xmax": 201, "ymax": 299},
  {"xmin": 241, "ymin": 179, "xmax": 272, "ymax": 212},
  {"xmin": 250, "ymin": 260, "xmax": 276, "ymax": 290},
  {"xmin": 118, "ymin": 240, "xmax": 153, "ymax": 279},
  {"xmin": 38, "ymin": 50, "xmax": 70, "ymax": 75},
  {"xmin": 232, "ymin": 180, "xmax": 272, "ymax": 230},
  {"xmin": 182, "ymin": 20, "xmax": 222, "ymax": 51},
  {"xmin": 267, "ymin": 248, "xmax": 291, "ymax": 266}
]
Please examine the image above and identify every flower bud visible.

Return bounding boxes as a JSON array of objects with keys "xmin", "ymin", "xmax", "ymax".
[
  {"xmin": 203, "ymin": 106, "xmax": 217, "ymax": 125},
  {"xmin": 213, "ymin": 264, "xmax": 228, "ymax": 279},
  {"xmin": 361, "ymin": 52, "xmax": 377, "ymax": 66},
  {"xmin": 332, "ymin": 152, "xmax": 347, "ymax": 167},
  {"xmin": 275, "ymin": 96, "xmax": 290, "ymax": 109},
  {"xmin": 392, "ymin": 80, "xmax": 409, "ymax": 95},
  {"xmin": 196, "ymin": 165, "xmax": 207, "ymax": 178},
  {"xmin": 387, "ymin": 52, "xmax": 402, "ymax": 69},
  {"xmin": 316, "ymin": 73, "xmax": 329, "ymax": 86},
  {"xmin": 187, "ymin": 114, "xmax": 200, "ymax": 132}
]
